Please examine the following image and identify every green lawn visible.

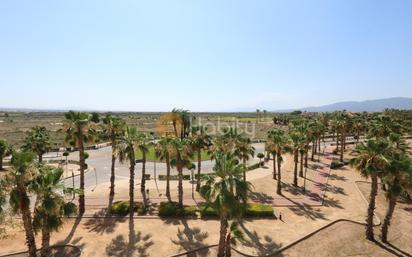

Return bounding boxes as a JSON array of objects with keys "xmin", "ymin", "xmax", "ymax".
[{"xmin": 134, "ymin": 145, "xmax": 211, "ymax": 162}]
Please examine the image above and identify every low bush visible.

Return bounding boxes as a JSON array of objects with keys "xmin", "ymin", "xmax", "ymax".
[
  {"xmin": 245, "ymin": 203, "xmax": 274, "ymax": 217},
  {"xmin": 110, "ymin": 201, "xmax": 144, "ymax": 216},
  {"xmin": 199, "ymin": 203, "xmax": 274, "ymax": 218},
  {"xmin": 158, "ymin": 202, "xmax": 197, "ymax": 217},
  {"xmin": 158, "ymin": 174, "xmax": 191, "ymax": 181},
  {"xmin": 246, "ymin": 162, "xmax": 263, "ymax": 171},
  {"xmin": 331, "ymin": 160, "xmax": 344, "ymax": 169}
]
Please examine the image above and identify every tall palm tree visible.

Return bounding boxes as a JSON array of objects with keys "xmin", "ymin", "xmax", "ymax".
[
  {"xmin": 30, "ymin": 165, "xmax": 77, "ymax": 257},
  {"xmin": 136, "ymin": 132, "xmax": 151, "ymax": 212},
  {"xmin": 190, "ymin": 125, "xmax": 211, "ymax": 191},
  {"xmin": 200, "ymin": 152, "xmax": 250, "ymax": 257},
  {"xmin": 289, "ymin": 130, "xmax": 303, "ymax": 187},
  {"xmin": 235, "ymin": 137, "xmax": 255, "ymax": 181},
  {"xmin": 155, "ymin": 137, "xmax": 173, "ymax": 202},
  {"xmin": 7, "ymin": 151, "xmax": 38, "ymax": 257},
  {"xmin": 22, "ymin": 126, "xmax": 51, "ymax": 163},
  {"xmin": 350, "ymin": 139, "xmax": 391, "ymax": 241},
  {"xmin": 171, "ymin": 108, "xmax": 191, "ymax": 139},
  {"xmin": 169, "ymin": 138, "xmax": 192, "ymax": 207},
  {"xmin": 0, "ymin": 139, "xmax": 12, "ymax": 170},
  {"xmin": 64, "ymin": 111, "xmax": 96, "ymax": 214},
  {"xmin": 116, "ymin": 127, "xmax": 140, "ymax": 217},
  {"xmin": 266, "ymin": 129, "xmax": 288, "ymax": 195},
  {"xmin": 102, "ymin": 115, "xmax": 125, "ymax": 200},
  {"xmin": 380, "ymin": 150, "xmax": 412, "ymax": 243}
]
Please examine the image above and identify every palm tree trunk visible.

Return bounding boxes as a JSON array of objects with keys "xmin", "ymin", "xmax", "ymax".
[
  {"xmin": 196, "ymin": 149, "xmax": 201, "ymax": 192},
  {"xmin": 109, "ymin": 146, "xmax": 116, "ymax": 198},
  {"xmin": 242, "ymin": 158, "xmax": 247, "ymax": 181},
  {"xmin": 318, "ymin": 138, "xmax": 321, "ymax": 152},
  {"xmin": 129, "ymin": 156, "xmax": 135, "ymax": 217},
  {"xmin": 299, "ymin": 151, "xmax": 304, "ymax": 178},
  {"xmin": 218, "ymin": 213, "xmax": 228, "ymax": 257},
  {"xmin": 340, "ymin": 129, "xmax": 344, "ymax": 162},
  {"xmin": 19, "ymin": 184, "xmax": 37, "ymax": 257},
  {"xmin": 335, "ymin": 131, "xmax": 339, "ymax": 152},
  {"xmin": 272, "ymin": 153, "xmax": 277, "ymax": 180},
  {"xmin": 38, "ymin": 153, "xmax": 43, "ymax": 163},
  {"xmin": 277, "ymin": 154, "xmax": 282, "ymax": 195},
  {"xmin": 381, "ymin": 194, "xmax": 397, "ymax": 243},
  {"xmin": 311, "ymin": 140, "xmax": 315, "ymax": 161},
  {"xmin": 166, "ymin": 155, "xmax": 171, "ymax": 202},
  {"xmin": 293, "ymin": 150, "xmax": 298, "ymax": 187},
  {"xmin": 366, "ymin": 174, "xmax": 378, "ymax": 241},
  {"xmin": 304, "ymin": 150, "xmax": 308, "ymax": 168},
  {"xmin": 0, "ymin": 155, "xmax": 3, "ymax": 170},
  {"xmin": 141, "ymin": 152, "xmax": 147, "ymax": 212},
  {"xmin": 78, "ymin": 139, "xmax": 86, "ymax": 215},
  {"xmin": 177, "ymin": 153, "xmax": 183, "ymax": 208},
  {"xmin": 225, "ymin": 232, "xmax": 231, "ymax": 257},
  {"xmin": 40, "ymin": 216, "xmax": 50, "ymax": 257}
]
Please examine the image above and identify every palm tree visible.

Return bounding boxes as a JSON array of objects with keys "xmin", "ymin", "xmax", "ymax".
[
  {"xmin": 102, "ymin": 115, "xmax": 125, "ymax": 200},
  {"xmin": 266, "ymin": 129, "xmax": 287, "ymax": 195},
  {"xmin": 289, "ymin": 130, "xmax": 303, "ymax": 187},
  {"xmin": 235, "ymin": 137, "xmax": 255, "ymax": 181},
  {"xmin": 380, "ymin": 150, "xmax": 412, "ymax": 243},
  {"xmin": 136, "ymin": 132, "xmax": 151, "ymax": 212},
  {"xmin": 190, "ymin": 125, "xmax": 211, "ymax": 191},
  {"xmin": 30, "ymin": 165, "xmax": 77, "ymax": 257},
  {"xmin": 64, "ymin": 111, "xmax": 96, "ymax": 214},
  {"xmin": 7, "ymin": 151, "xmax": 38, "ymax": 257},
  {"xmin": 22, "ymin": 126, "xmax": 51, "ymax": 163},
  {"xmin": 0, "ymin": 139, "xmax": 12, "ymax": 170},
  {"xmin": 116, "ymin": 127, "xmax": 140, "ymax": 217},
  {"xmin": 155, "ymin": 137, "xmax": 173, "ymax": 202},
  {"xmin": 169, "ymin": 138, "xmax": 192, "ymax": 207},
  {"xmin": 200, "ymin": 152, "xmax": 251, "ymax": 257},
  {"xmin": 171, "ymin": 108, "xmax": 191, "ymax": 139},
  {"xmin": 350, "ymin": 139, "xmax": 391, "ymax": 241},
  {"xmin": 256, "ymin": 109, "xmax": 260, "ymax": 123}
]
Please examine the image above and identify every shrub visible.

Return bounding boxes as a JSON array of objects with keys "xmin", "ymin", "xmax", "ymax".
[
  {"xmin": 110, "ymin": 201, "xmax": 144, "ymax": 216},
  {"xmin": 158, "ymin": 202, "xmax": 197, "ymax": 217},
  {"xmin": 245, "ymin": 203, "xmax": 274, "ymax": 217},
  {"xmin": 199, "ymin": 203, "xmax": 274, "ymax": 218},
  {"xmin": 144, "ymin": 174, "xmax": 151, "ymax": 180},
  {"xmin": 199, "ymin": 204, "xmax": 218, "ymax": 217},
  {"xmin": 158, "ymin": 174, "xmax": 191, "ymax": 181},
  {"xmin": 246, "ymin": 162, "xmax": 263, "ymax": 171},
  {"xmin": 331, "ymin": 160, "xmax": 344, "ymax": 169}
]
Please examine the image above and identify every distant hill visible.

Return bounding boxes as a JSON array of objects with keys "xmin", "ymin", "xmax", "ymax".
[{"xmin": 283, "ymin": 97, "xmax": 412, "ymax": 113}]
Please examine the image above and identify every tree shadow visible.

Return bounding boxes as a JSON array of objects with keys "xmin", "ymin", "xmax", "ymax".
[
  {"xmin": 372, "ymin": 240, "xmax": 409, "ymax": 257},
  {"xmin": 56, "ymin": 213, "xmax": 82, "ymax": 245},
  {"xmin": 239, "ymin": 222, "xmax": 283, "ymax": 256},
  {"xmin": 319, "ymin": 184, "xmax": 347, "ymax": 196},
  {"xmin": 322, "ymin": 197, "xmax": 343, "ymax": 209},
  {"xmin": 287, "ymin": 202, "xmax": 328, "ymax": 221},
  {"xmin": 282, "ymin": 183, "xmax": 304, "ymax": 196},
  {"xmin": 170, "ymin": 219, "xmax": 210, "ymax": 257},
  {"xmin": 327, "ymin": 173, "xmax": 348, "ymax": 182},
  {"xmin": 105, "ymin": 216, "xmax": 154, "ymax": 257},
  {"xmin": 249, "ymin": 192, "xmax": 275, "ymax": 204},
  {"xmin": 83, "ymin": 209, "xmax": 126, "ymax": 234},
  {"xmin": 385, "ymin": 242, "xmax": 412, "ymax": 257}
]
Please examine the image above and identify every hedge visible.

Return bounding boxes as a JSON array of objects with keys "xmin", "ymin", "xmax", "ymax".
[
  {"xmin": 199, "ymin": 203, "xmax": 274, "ymax": 218},
  {"xmin": 246, "ymin": 162, "xmax": 264, "ymax": 171},
  {"xmin": 158, "ymin": 202, "xmax": 197, "ymax": 217},
  {"xmin": 158, "ymin": 174, "xmax": 191, "ymax": 181},
  {"xmin": 109, "ymin": 201, "xmax": 144, "ymax": 215}
]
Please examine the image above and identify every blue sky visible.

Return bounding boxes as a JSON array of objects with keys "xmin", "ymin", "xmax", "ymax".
[{"xmin": 0, "ymin": 0, "xmax": 411, "ymax": 112}]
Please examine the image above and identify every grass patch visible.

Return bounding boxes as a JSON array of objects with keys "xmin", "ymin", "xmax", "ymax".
[
  {"xmin": 158, "ymin": 202, "xmax": 197, "ymax": 217},
  {"xmin": 134, "ymin": 145, "xmax": 211, "ymax": 162}
]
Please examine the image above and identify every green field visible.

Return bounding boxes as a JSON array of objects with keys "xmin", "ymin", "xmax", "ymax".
[{"xmin": 134, "ymin": 145, "xmax": 211, "ymax": 162}]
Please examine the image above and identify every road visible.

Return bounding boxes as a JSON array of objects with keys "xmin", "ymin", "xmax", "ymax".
[{"xmin": 44, "ymin": 143, "xmax": 266, "ymax": 191}]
